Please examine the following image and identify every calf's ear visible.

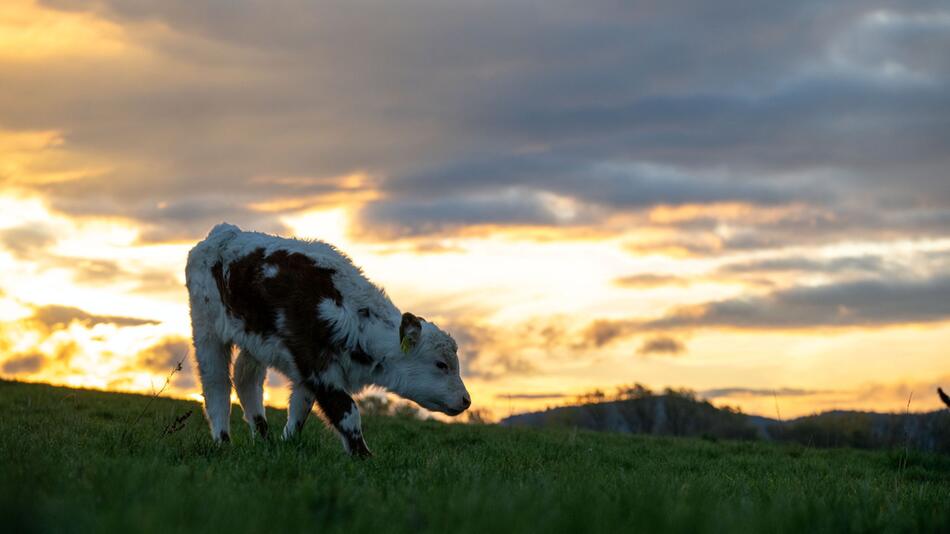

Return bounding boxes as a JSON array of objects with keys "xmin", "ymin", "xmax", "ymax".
[{"xmin": 400, "ymin": 312, "xmax": 423, "ymax": 353}]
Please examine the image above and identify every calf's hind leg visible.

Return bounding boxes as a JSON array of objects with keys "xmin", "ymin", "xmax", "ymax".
[
  {"xmin": 194, "ymin": 336, "xmax": 234, "ymax": 442},
  {"xmin": 233, "ymin": 349, "xmax": 268, "ymax": 438}
]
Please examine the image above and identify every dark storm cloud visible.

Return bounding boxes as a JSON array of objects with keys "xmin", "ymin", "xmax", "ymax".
[
  {"xmin": 3, "ymin": 0, "xmax": 945, "ymax": 241},
  {"xmin": 31, "ymin": 305, "xmax": 159, "ymax": 329}
]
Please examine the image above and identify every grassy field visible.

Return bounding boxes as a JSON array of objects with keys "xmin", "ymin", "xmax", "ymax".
[{"xmin": 2, "ymin": 380, "xmax": 948, "ymax": 533}]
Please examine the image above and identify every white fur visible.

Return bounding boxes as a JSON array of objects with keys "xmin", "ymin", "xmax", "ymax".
[
  {"xmin": 262, "ymin": 263, "xmax": 279, "ymax": 278},
  {"xmin": 233, "ymin": 349, "xmax": 267, "ymax": 435},
  {"xmin": 282, "ymin": 387, "xmax": 315, "ymax": 439},
  {"xmin": 186, "ymin": 223, "xmax": 470, "ymax": 446}
]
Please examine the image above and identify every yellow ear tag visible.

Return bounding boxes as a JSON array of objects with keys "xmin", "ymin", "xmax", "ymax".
[{"xmin": 400, "ymin": 337, "xmax": 412, "ymax": 354}]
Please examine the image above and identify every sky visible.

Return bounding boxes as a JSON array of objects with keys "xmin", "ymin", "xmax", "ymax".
[{"xmin": 1, "ymin": 0, "xmax": 949, "ymax": 419}]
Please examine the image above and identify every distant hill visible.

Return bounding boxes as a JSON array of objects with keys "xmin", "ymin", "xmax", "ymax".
[{"xmin": 500, "ymin": 392, "xmax": 950, "ymax": 452}]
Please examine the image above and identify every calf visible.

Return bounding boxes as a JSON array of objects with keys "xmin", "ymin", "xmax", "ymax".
[{"xmin": 185, "ymin": 223, "xmax": 471, "ymax": 456}]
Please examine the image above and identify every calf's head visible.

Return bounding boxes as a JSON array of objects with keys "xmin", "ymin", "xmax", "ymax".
[{"xmin": 394, "ymin": 312, "xmax": 471, "ymax": 416}]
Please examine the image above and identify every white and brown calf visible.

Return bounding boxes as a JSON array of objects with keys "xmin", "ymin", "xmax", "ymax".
[{"xmin": 185, "ymin": 223, "xmax": 470, "ymax": 456}]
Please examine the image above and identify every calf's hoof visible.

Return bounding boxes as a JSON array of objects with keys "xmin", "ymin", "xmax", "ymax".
[
  {"xmin": 349, "ymin": 441, "xmax": 373, "ymax": 459},
  {"xmin": 253, "ymin": 415, "xmax": 270, "ymax": 440}
]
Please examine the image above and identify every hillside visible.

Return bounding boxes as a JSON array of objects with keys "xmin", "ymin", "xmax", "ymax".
[
  {"xmin": 500, "ymin": 392, "xmax": 950, "ymax": 452},
  {"xmin": 2, "ymin": 380, "xmax": 949, "ymax": 533}
]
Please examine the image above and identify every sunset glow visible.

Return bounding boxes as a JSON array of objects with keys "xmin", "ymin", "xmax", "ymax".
[{"xmin": 2, "ymin": 0, "xmax": 948, "ymax": 420}]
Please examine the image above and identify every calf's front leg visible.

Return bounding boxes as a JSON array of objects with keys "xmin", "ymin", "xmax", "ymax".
[
  {"xmin": 283, "ymin": 385, "xmax": 315, "ymax": 440},
  {"xmin": 312, "ymin": 383, "xmax": 371, "ymax": 457}
]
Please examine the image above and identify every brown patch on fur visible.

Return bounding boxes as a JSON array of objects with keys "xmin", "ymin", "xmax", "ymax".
[
  {"xmin": 312, "ymin": 383, "xmax": 352, "ymax": 422},
  {"xmin": 212, "ymin": 247, "xmax": 344, "ymax": 379},
  {"xmin": 253, "ymin": 414, "xmax": 269, "ymax": 438},
  {"xmin": 212, "ymin": 250, "xmax": 271, "ymax": 334}
]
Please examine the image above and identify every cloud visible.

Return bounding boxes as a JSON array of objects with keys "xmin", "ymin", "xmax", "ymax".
[
  {"xmin": 50, "ymin": 341, "xmax": 80, "ymax": 364},
  {"xmin": 637, "ymin": 336, "xmax": 686, "ymax": 356},
  {"xmin": 137, "ymin": 337, "xmax": 190, "ymax": 372},
  {"xmin": 379, "ymin": 158, "xmax": 800, "ymax": 210},
  {"xmin": 718, "ymin": 256, "xmax": 890, "ymax": 275},
  {"xmin": 852, "ymin": 376, "xmax": 950, "ymax": 406},
  {"xmin": 580, "ymin": 320, "xmax": 633, "ymax": 349},
  {"xmin": 613, "ymin": 274, "xmax": 691, "ymax": 288},
  {"xmin": 135, "ymin": 336, "xmax": 194, "ymax": 389},
  {"xmin": 355, "ymin": 191, "xmax": 567, "ymax": 239},
  {"xmin": 581, "ymin": 274, "xmax": 950, "ymax": 345},
  {"xmin": 494, "ymin": 392, "xmax": 569, "ymax": 400},
  {"xmin": 648, "ymin": 276, "xmax": 950, "ymax": 330},
  {"xmin": 0, "ymin": 219, "xmax": 182, "ymax": 290},
  {"xmin": 442, "ymin": 318, "xmax": 538, "ymax": 380},
  {"xmin": 0, "ymin": 224, "xmax": 56, "ymax": 259},
  {"xmin": 701, "ymin": 387, "xmax": 832, "ymax": 399},
  {"xmin": 0, "ymin": 0, "xmax": 944, "ymax": 244},
  {"xmin": 45, "ymin": 194, "xmax": 293, "ymax": 243},
  {"xmin": 31, "ymin": 305, "xmax": 159, "ymax": 329},
  {"xmin": 66, "ymin": 258, "xmax": 123, "ymax": 284},
  {"xmin": 1, "ymin": 353, "xmax": 45, "ymax": 374},
  {"xmin": 133, "ymin": 271, "xmax": 183, "ymax": 295}
]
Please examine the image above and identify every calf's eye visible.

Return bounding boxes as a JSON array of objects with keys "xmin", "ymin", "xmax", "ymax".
[{"xmin": 435, "ymin": 361, "xmax": 449, "ymax": 371}]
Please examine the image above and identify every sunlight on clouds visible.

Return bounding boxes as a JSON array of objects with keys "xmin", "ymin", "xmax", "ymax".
[
  {"xmin": 0, "ymin": 129, "xmax": 109, "ymax": 187},
  {"xmin": 0, "ymin": 0, "xmax": 130, "ymax": 61},
  {"xmin": 282, "ymin": 207, "xmax": 354, "ymax": 249},
  {"xmin": 285, "ymin": 205, "xmax": 712, "ymax": 322},
  {"xmin": 0, "ymin": 192, "xmax": 193, "ymax": 396},
  {"xmin": 2, "ymin": 193, "xmax": 949, "ymax": 420},
  {"xmin": 249, "ymin": 173, "xmax": 381, "ymax": 214}
]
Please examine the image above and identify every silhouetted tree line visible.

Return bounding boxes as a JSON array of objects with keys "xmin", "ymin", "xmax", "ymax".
[
  {"xmin": 358, "ymin": 394, "xmax": 490, "ymax": 424},
  {"xmin": 506, "ymin": 385, "xmax": 758, "ymax": 441},
  {"xmin": 357, "ymin": 394, "xmax": 426, "ymax": 420},
  {"xmin": 501, "ymin": 385, "xmax": 950, "ymax": 453},
  {"xmin": 766, "ymin": 410, "xmax": 950, "ymax": 453}
]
